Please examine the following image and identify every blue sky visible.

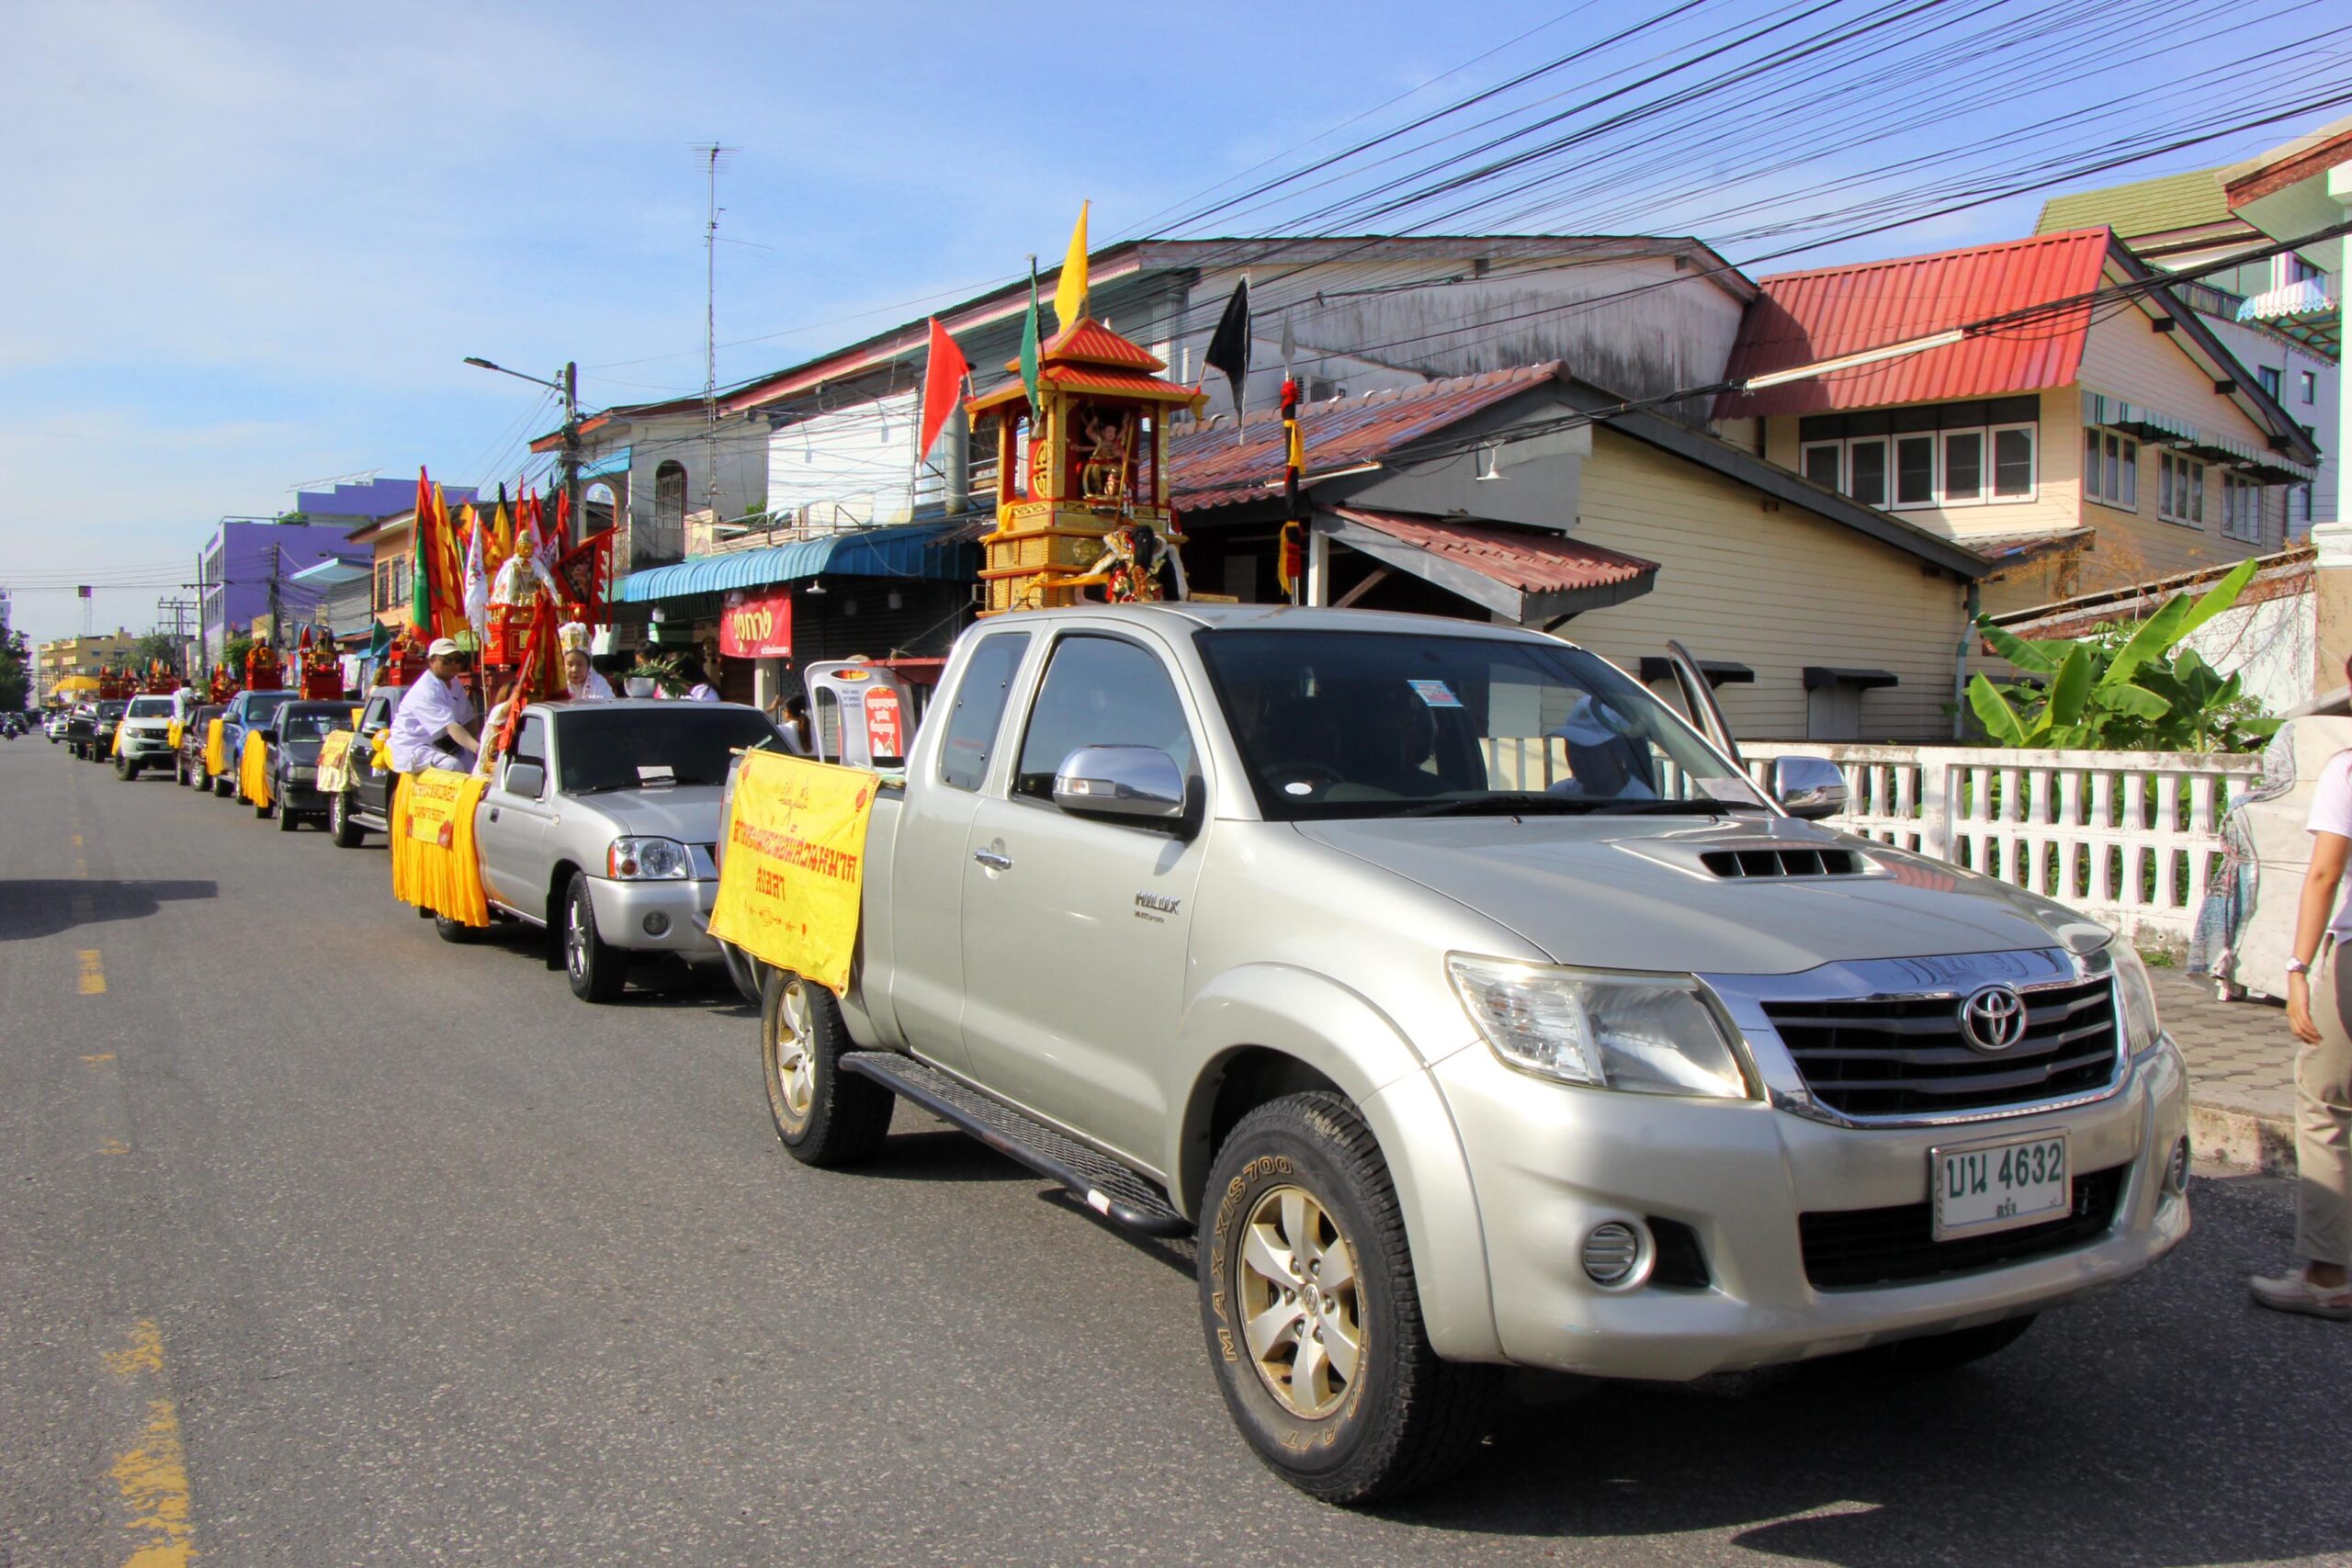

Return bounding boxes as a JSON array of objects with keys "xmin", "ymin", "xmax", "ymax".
[{"xmin": 4, "ymin": 0, "xmax": 2342, "ymax": 644}]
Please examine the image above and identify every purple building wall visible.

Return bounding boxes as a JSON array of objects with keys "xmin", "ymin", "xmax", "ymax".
[
  {"xmin": 293, "ymin": 478, "xmax": 478, "ymax": 518},
  {"xmin": 200, "ymin": 523, "xmax": 372, "ymax": 655}
]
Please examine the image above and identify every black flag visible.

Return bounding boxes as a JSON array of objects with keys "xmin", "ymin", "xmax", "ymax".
[{"xmin": 1203, "ymin": 277, "xmax": 1250, "ymax": 437}]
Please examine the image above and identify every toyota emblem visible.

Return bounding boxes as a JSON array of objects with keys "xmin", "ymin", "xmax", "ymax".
[{"xmin": 1958, "ymin": 984, "xmax": 2029, "ymax": 1053}]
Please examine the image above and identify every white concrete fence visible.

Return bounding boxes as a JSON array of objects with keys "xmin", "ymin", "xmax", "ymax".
[{"xmin": 1742, "ymin": 741, "xmax": 2264, "ymax": 948}]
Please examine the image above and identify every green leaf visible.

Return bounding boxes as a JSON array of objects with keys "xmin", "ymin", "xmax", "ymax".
[
  {"xmin": 2105, "ymin": 558, "xmax": 2257, "ymax": 687},
  {"xmin": 2103, "ymin": 682, "xmax": 2171, "ymax": 721},
  {"xmin": 1975, "ymin": 616, "xmax": 2068, "ymax": 674},
  {"xmin": 1968, "ymin": 673, "xmax": 2030, "ymax": 746},
  {"xmin": 2046, "ymin": 644, "xmax": 2095, "ymax": 727}
]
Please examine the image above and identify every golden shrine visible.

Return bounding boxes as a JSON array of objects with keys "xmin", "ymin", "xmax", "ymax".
[
  {"xmin": 964, "ymin": 319, "xmax": 1204, "ymax": 615},
  {"xmin": 244, "ymin": 641, "xmax": 283, "ymax": 693}
]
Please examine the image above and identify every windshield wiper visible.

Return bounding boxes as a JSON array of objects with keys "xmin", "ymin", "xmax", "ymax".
[{"xmin": 1585, "ymin": 797, "xmax": 1767, "ymax": 815}]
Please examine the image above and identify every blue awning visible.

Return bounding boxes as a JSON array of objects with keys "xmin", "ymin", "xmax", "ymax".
[
  {"xmin": 579, "ymin": 446, "xmax": 632, "ymax": 480},
  {"xmin": 614, "ymin": 520, "xmax": 975, "ymax": 604}
]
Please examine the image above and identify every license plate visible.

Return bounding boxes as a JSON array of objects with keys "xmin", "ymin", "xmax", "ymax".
[{"xmin": 1930, "ymin": 1133, "xmax": 2069, "ymax": 1241}]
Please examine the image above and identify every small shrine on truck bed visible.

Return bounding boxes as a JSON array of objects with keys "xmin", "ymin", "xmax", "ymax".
[{"xmin": 964, "ymin": 319, "xmax": 1205, "ymax": 615}]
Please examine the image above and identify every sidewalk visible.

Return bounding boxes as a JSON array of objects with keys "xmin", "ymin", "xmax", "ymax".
[{"xmin": 2151, "ymin": 966, "xmax": 2297, "ymax": 1175}]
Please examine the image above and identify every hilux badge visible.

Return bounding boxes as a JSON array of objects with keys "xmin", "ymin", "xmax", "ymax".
[{"xmin": 1958, "ymin": 984, "xmax": 2028, "ymax": 1053}]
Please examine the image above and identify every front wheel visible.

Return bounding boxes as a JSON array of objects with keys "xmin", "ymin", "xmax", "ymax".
[
  {"xmin": 277, "ymin": 798, "xmax": 300, "ymax": 831},
  {"xmin": 761, "ymin": 969, "xmax": 893, "ymax": 1167},
  {"xmin": 563, "ymin": 873, "xmax": 628, "ymax": 1003},
  {"xmin": 1199, "ymin": 1092, "xmax": 1495, "ymax": 1506},
  {"xmin": 329, "ymin": 790, "xmax": 364, "ymax": 848},
  {"xmin": 117, "ymin": 758, "xmax": 137, "ymax": 782}
]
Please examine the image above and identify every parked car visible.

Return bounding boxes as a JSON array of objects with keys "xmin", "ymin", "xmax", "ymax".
[
  {"xmin": 112, "ymin": 694, "xmax": 176, "ymax": 781},
  {"xmin": 449, "ymin": 699, "xmax": 782, "ymax": 1002},
  {"xmin": 46, "ymin": 710, "xmax": 69, "ymax": 742},
  {"xmin": 718, "ymin": 604, "xmax": 2190, "ymax": 1505},
  {"xmin": 254, "ymin": 700, "xmax": 354, "ymax": 829},
  {"xmin": 175, "ymin": 704, "xmax": 224, "ymax": 789},
  {"xmin": 209, "ymin": 689, "xmax": 294, "ymax": 798},
  {"xmin": 323, "ymin": 683, "xmax": 407, "ymax": 848}
]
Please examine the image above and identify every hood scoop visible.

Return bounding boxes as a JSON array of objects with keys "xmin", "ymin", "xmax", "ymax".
[{"xmin": 1612, "ymin": 836, "xmax": 1884, "ymax": 882}]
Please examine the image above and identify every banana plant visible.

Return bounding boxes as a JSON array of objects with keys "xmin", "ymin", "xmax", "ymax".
[{"xmin": 1966, "ymin": 558, "xmax": 2276, "ymax": 751}]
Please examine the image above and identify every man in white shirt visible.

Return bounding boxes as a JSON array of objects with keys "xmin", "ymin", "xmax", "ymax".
[
  {"xmin": 389, "ymin": 638, "xmax": 481, "ymax": 773},
  {"xmin": 2259, "ymin": 744, "xmax": 2352, "ymax": 1319}
]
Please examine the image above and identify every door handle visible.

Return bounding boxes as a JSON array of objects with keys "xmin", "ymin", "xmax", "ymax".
[
  {"xmin": 488, "ymin": 807, "xmax": 500, "ymax": 822},
  {"xmin": 972, "ymin": 847, "xmax": 1013, "ymax": 872}
]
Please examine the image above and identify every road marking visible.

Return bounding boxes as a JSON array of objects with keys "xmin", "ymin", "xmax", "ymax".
[
  {"xmin": 73, "ymin": 834, "xmax": 85, "ymax": 848},
  {"xmin": 84, "ymin": 1053, "xmax": 116, "ymax": 1065},
  {"xmin": 75, "ymin": 856, "xmax": 90, "ymax": 877},
  {"xmin": 98, "ymin": 1139, "xmax": 130, "ymax": 1156},
  {"xmin": 105, "ymin": 1320, "xmax": 196, "ymax": 1566},
  {"xmin": 79, "ymin": 950, "xmax": 107, "ymax": 995}
]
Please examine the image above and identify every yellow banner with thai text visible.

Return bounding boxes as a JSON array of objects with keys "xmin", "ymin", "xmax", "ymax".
[
  {"xmin": 708, "ymin": 751, "xmax": 877, "ymax": 995},
  {"xmin": 389, "ymin": 769, "xmax": 491, "ymax": 926},
  {"xmin": 315, "ymin": 729, "xmax": 356, "ymax": 797}
]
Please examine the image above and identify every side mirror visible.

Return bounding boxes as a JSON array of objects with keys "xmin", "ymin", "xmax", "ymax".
[
  {"xmin": 1772, "ymin": 755, "xmax": 1849, "ymax": 821},
  {"xmin": 1053, "ymin": 745, "xmax": 1187, "ymax": 826},
  {"xmin": 503, "ymin": 761, "xmax": 547, "ymax": 799},
  {"xmin": 253, "ymin": 728, "xmax": 277, "ymax": 745}
]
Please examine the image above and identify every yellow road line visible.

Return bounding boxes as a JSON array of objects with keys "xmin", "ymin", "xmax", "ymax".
[
  {"xmin": 79, "ymin": 950, "xmax": 107, "ymax": 995},
  {"xmin": 75, "ymin": 856, "xmax": 90, "ymax": 878},
  {"xmin": 98, "ymin": 1139, "xmax": 130, "ymax": 1156},
  {"xmin": 105, "ymin": 1321, "xmax": 196, "ymax": 1566},
  {"xmin": 73, "ymin": 834, "xmax": 85, "ymax": 848},
  {"xmin": 84, "ymin": 1053, "xmax": 116, "ymax": 1065}
]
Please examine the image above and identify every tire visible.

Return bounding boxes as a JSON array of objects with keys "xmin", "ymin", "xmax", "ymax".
[
  {"xmin": 1199, "ymin": 1091, "xmax": 1495, "ymax": 1506},
  {"xmin": 190, "ymin": 761, "xmax": 209, "ymax": 793},
  {"xmin": 761, "ymin": 969, "xmax": 893, "ymax": 1167},
  {"xmin": 117, "ymin": 758, "xmax": 137, "ymax": 781},
  {"xmin": 277, "ymin": 797, "xmax": 300, "ymax": 831},
  {"xmin": 255, "ymin": 793, "xmax": 273, "ymax": 819},
  {"xmin": 434, "ymin": 912, "xmax": 476, "ymax": 943},
  {"xmin": 329, "ymin": 790, "xmax": 364, "ymax": 848},
  {"xmin": 213, "ymin": 773, "xmax": 233, "ymax": 799},
  {"xmin": 174, "ymin": 756, "xmax": 187, "ymax": 786},
  {"xmin": 562, "ymin": 872, "xmax": 628, "ymax": 1003}
]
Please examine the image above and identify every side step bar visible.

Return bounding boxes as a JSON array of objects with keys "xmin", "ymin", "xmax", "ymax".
[{"xmin": 840, "ymin": 1052, "xmax": 1190, "ymax": 1236}]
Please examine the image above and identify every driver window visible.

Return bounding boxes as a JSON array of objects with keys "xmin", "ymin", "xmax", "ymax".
[
  {"xmin": 1013, "ymin": 636, "xmax": 1193, "ymax": 801},
  {"xmin": 504, "ymin": 716, "xmax": 547, "ymax": 795}
]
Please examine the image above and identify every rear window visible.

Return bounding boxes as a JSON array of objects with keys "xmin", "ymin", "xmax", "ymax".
[{"xmin": 556, "ymin": 705, "xmax": 780, "ymax": 792}]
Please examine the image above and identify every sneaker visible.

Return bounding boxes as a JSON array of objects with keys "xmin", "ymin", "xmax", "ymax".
[{"xmin": 2250, "ymin": 1267, "xmax": 2352, "ymax": 1320}]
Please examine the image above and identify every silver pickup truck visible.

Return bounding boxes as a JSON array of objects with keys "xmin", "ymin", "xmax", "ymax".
[
  {"xmin": 729, "ymin": 604, "xmax": 2188, "ymax": 1505},
  {"xmin": 453, "ymin": 698, "xmax": 783, "ymax": 1001}
]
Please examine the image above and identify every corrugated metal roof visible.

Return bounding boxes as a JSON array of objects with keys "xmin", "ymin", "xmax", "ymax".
[
  {"xmin": 1713, "ymin": 230, "xmax": 2113, "ymax": 420},
  {"xmin": 1170, "ymin": 365, "xmax": 1558, "ymax": 510},
  {"xmin": 2035, "ymin": 170, "xmax": 2231, "ymax": 241},
  {"xmin": 1329, "ymin": 509, "xmax": 1657, "ymax": 593},
  {"xmin": 614, "ymin": 520, "xmax": 976, "ymax": 604}
]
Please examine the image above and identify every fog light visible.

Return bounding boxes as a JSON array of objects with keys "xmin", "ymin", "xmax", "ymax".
[
  {"xmin": 2165, "ymin": 1136, "xmax": 2191, "ymax": 1197},
  {"xmin": 1581, "ymin": 1221, "xmax": 1645, "ymax": 1287},
  {"xmin": 641, "ymin": 911, "xmax": 671, "ymax": 938}
]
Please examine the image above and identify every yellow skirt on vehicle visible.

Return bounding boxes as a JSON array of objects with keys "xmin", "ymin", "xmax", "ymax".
[
  {"xmin": 240, "ymin": 731, "xmax": 272, "ymax": 807},
  {"xmin": 389, "ymin": 770, "xmax": 491, "ymax": 927},
  {"xmin": 204, "ymin": 719, "xmax": 228, "ymax": 776}
]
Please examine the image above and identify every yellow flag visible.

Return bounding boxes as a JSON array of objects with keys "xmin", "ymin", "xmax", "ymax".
[{"xmin": 1053, "ymin": 200, "xmax": 1089, "ymax": 333}]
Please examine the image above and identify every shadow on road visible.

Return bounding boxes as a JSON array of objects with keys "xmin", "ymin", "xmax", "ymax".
[{"xmin": 0, "ymin": 878, "xmax": 218, "ymax": 942}]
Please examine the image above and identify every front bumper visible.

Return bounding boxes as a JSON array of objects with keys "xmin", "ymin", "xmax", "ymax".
[
  {"xmin": 1429, "ymin": 1034, "xmax": 2188, "ymax": 1382},
  {"xmin": 278, "ymin": 781, "xmax": 328, "ymax": 812},
  {"xmin": 120, "ymin": 729, "xmax": 175, "ymax": 759},
  {"xmin": 583, "ymin": 874, "xmax": 721, "ymax": 958}
]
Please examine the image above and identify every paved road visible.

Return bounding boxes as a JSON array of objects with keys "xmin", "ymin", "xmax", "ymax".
[{"xmin": 5, "ymin": 734, "xmax": 2351, "ymax": 1566}]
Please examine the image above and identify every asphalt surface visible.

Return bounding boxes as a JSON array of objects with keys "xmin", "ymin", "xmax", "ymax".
[{"xmin": 5, "ymin": 734, "xmax": 2351, "ymax": 1566}]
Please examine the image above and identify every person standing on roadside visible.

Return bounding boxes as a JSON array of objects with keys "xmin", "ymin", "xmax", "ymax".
[{"xmin": 2256, "ymin": 725, "xmax": 2352, "ymax": 1319}]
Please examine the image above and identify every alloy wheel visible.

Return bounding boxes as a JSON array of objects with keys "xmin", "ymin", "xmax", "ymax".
[
  {"xmin": 1236, "ymin": 1185, "xmax": 1364, "ymax": 1419},
  {"xmin": 774, "ymin": 978, "xmax": 817, "ymax": 1122},
  {"xmin": 566, "ymin": 902, "xmax": 588, "ymax": 979}
]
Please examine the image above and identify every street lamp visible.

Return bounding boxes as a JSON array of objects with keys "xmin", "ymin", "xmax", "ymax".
[{"xmin": 465, "ymin": 355, "xmax": 581, "ymax": 527}]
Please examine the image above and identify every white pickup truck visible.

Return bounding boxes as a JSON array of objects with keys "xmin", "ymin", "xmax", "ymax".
[{"xmin": 725, "ymin": 603, "xmax": 2188, "ymax": 1504}]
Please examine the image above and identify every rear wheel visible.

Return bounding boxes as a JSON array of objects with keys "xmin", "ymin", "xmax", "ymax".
[
  {"xmin": 1199, "ymin": 1092, "xmax": 1495, "ymax": 1505},
  {"xmin": 329, "ymin": 790, "xmax": 365, "ymax": 848},
  {"xmin": 563, "ymin": 872, "xmax": 628, "ymax": 1003},
  {"xmin": 761, "ymin": 969, "xmax": 893, "ymax": 1167}
]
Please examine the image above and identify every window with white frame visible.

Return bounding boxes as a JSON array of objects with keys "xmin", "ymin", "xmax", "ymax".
[
  {"xmin": 2222, "ymin": 473, "xmax": 2265, "ymax": 543},
  {"xmin": 2084, "ymin": 426, "xmax": 2138, "ymax": 510},
  {"xmin": 2157, "ymin": 450, "xmax": 2205, "ymax": 526},
  {"xmin": 2302, "ymin": 370, "xmax": 2318, "ymax": 406},
  {"xmin": 1794, "ymin": 399, "xmax": 2038, "ymax": 512}
]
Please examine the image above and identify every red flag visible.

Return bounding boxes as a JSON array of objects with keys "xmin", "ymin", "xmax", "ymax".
[{"xmin": 917, "ymin": 317, "xmax": 971, "ymax": 466}]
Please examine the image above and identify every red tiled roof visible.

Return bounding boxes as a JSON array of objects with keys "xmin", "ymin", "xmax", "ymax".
[
  {"xmin": 1032, "ymin": 317, "xmax": 1165, "ymax": 371},
  {"xmin": 1170, "ymin": 365, "xmax": 1558, "ymax": 510},
  {"xmin": 1330, "ymin": 509, "xmax": 1658, "ymax": 594},
  {"xmin": 1713, "ymin": 229, "xmax": 2114, "ymax": 420},
  {"xmin": 966, "ymin": 363, "xmax": 1204, "ymax": 416}
]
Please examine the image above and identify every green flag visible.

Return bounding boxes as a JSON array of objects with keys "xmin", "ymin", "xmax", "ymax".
[
  {"xmin": 1019, "ymin": 259, "xmax": 1041, "ymax": 415},
  {"xmin": 410, "ymin": 494, "xmax": 434, "ymax": 636}
]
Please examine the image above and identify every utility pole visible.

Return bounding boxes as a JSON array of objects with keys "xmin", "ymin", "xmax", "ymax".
[
  {"xmin": 267, "ymin": 543, "xmax": 283, "ymax": 650},
  {"xmin": 561, "ymin": 359, "xmax": 581, "ymax": 538},
  {"xmin": 694, "ymin": 142, "xmax": 739, "ymax": 529}
]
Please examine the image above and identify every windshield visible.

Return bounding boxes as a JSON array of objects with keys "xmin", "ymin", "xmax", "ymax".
[
  {"xmin": 1193, "ymin": 628, "xmax": 1771, "ymax": 821},
  {"xmin": 278, "ymin": 709, "xmax": 345, "ymax": 742},
  {"xmin": 127, "ymin": 697, "xmax": 174, "ymax": 717},
  {"xmin": 244, "ymin": 692, "xmax": 291, "ymax": 723},
  {"xmin": 97, "ymin": 702, "xmax": 128, "ymax": 719},
  {"xmin": 556, "ymin": 706, "xmax": 780, "ymax": 793}
]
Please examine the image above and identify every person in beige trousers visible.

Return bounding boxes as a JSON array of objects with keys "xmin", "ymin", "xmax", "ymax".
[{"xmin": 2259, "ymin": 746, "xmax": 2352, "ymax": 1318}]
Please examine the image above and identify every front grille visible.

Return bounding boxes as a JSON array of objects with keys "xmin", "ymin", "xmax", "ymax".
[
  {"xmin": 1800, "ymin": 1165, "xmax": 2126, "ymax": 1290},
  {"xmin": 1763, "ymin": 976, "xmax": 2119, "ymax": 1118},
  {"xmin": 1700, "ymin": 847, "xmax": 1869, "ymax": 878}
]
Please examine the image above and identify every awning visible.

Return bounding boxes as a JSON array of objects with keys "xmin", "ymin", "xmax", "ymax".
[
  {"xmin": 1319, "ymin": 508, "xmax": 1658, "ymax": 626},
  {"xmin": 288, "ymin": 557, "xmax": 370, "ymax": 586},
  {"xmin": 1804, "ymin": 666, "xmax": 1899, "ymax": 692},
  {"xmin": 615, "ymin": 520, "xmax": 976, "ymax": 604},
  {"xmin": 580, "ymin": 446, "xmax": 633, "ymax": 480}
]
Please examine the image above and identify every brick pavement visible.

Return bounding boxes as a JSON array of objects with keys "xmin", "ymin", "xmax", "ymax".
[{"xmin": 2151, "ymin": 965, "xmax": 2296, "ymax": 1174}]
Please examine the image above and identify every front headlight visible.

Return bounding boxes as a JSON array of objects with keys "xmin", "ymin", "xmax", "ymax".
[
  {"xmin": 288, "ymin": 765, "xmax": 316, "ymax": 783},
  {"xmin": 1445, "ymin": 953, "xmax": 1751, "ymax": 1099},
  {"xmin": 609, "ymin": 836, "xmax": 690, "ymax": 881},
  {"xmin": 2108, "ymin": 942, "xmax": 2164, "ymax": 1056}
]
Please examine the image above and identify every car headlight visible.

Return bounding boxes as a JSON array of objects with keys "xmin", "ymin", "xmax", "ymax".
[
  {"xmin": 288, "ymin": 765, "xmax": 316, "ymax": 783},
  {"xmin": 1445, "ymin": 953, "xmax": 1751, "ymax": 1099},
  {"xmin": 2107, "ymin": 942, "xmax": 2164, "ymax": 1056},
  {"xmin": 608, "ymin": 836, "xmax": 690, "ymax": 881}
]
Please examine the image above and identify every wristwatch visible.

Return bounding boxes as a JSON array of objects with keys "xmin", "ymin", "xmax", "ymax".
[{"xmin": 2288, "ymin": 958, "xmax": 2312, "ymax": 976}]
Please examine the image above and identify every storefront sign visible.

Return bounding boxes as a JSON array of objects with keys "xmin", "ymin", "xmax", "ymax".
[
  {"xmin": 864, "ymin": 685, "xmax": 904, "ymax": 761},
  {"xmin": 720, "ymin": 589, "xmax": 794, "ymax": 659}
]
